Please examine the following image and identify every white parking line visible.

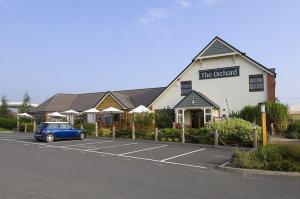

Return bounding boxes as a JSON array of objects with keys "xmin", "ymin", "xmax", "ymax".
[
  {"xmin": 57, "ymin": 140, "xmax": 113, "ymax": 148},
  {"xmin": 120, "ymin": 145, "xmax": 168, "ymax": 155},
  {"xmin": 87, "ymin": 142, "xmax": 138, "ymax": 150},
  {"xmin": 160, "ymin": 148, "xmax": 206, "ymax": 162},
  {"xmin": 0, "ymin": 138, "xmax": 208, "ymax": 169}
]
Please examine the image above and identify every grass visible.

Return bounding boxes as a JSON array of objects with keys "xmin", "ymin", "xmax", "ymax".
[
  {"xmin": 0, "ymin": 127, "xmax": 12, "ymax": 132},
  {"xmin": 233, "ymin": 143, "xmax": 300, "ymax": 172}
]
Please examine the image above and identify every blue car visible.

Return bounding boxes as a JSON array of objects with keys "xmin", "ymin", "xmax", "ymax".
[{"xmin": 34, "ymin": 122, "xmax": 86, "ymax": 143}]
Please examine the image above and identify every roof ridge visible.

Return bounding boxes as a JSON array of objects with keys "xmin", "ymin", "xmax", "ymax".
[{"xmin": 112, "ymin": 86, "xmax": 165, "ymax": 92}]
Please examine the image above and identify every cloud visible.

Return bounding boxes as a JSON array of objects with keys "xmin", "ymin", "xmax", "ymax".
[
  {"xmin": 204, "ymin": 0, "xmax": 222, "ymax": 5},
  {"xmin": 0, "ymin": 0, "xmax": 8, "ymax": 8},
  {"xmin": 175, "ymin": 0, "xmax": 191, "ymax": 8},
  {"xmin": 138, "ymin": 8, "xmax": 171, "ymax": 28}
]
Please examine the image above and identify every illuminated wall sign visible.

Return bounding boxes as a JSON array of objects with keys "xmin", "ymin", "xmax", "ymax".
[{"xmin": 199, "ymin": 66, "xmax": 240, "ymax": 80}]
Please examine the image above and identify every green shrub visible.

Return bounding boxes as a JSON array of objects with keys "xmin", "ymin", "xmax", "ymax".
[
  {"xmin": 236, "ymin": 102, "xmax": 290, "ymax": 134},
  {"xmin": 154, "ymin": 108, "xmax": 175, "ymax": 128},
  {"xmin": 75, "ymin": 123, "xmax": 95, "ymax": 136},
  {"xmin": 286, "ymin": 121, "xmax": 300, "ymax": 139},
  {"xmin": 133, "ymin": 113, "xmax": 154, "ymax": 131},
  {"xmin": 116, "ymin": 128, "xmax": 131, "ymax": 139},
  {"xmin": 185, "ymin": 128, "xmax": 213, "ymax": 144},
  {"xmin": 19, "ymin": 123, "xmax": 34, "ymax": 132},
  {"xmin": 100, "ymin": 128, "xmax": 111, "ymax": 137},
  {"xmin": 0, "ymin": 117, "xmax": 17, "ymax": 130},
  {"xmin": 233, "ymin": 144, "xmax": 300, "ymax": 172},
  {"xmin": 159, "ymin": 128, "xmax": 180, "ymax": 141},
  {"xmin": 209, "ymin": 118, "xmax": 261, "ymax": 147}
]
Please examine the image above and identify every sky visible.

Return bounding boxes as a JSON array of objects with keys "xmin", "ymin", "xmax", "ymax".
[{"xmin": 0, "ymin": 0, "xmax": 299, "ymax": 106}]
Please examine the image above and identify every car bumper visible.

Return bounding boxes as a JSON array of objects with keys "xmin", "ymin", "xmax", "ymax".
[{"xmin": 34, "ymin": 134, "xmax": 46, "ymax": 140}]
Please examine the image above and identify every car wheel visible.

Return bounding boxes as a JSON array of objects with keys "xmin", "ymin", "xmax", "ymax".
[
  {"xmin": 79, "ymin": 132, "xmax": 85, "ymax": 140},
  {"xmin": 45, "ymin": 134, "xmax": 54, "ymax": 143}
]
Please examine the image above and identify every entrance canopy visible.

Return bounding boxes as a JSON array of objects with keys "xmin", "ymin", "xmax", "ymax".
[{"xmin": 175, "ymin": 90, "xmax": 219, "ymax": 109}]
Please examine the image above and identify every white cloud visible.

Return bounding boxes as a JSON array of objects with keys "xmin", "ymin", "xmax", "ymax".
[
  {"xmin": 175, "ymin": 0, "xmax": 191, "ymax": 8},
  {"xmin": 138, "ymin": 8, "xmax": 171, "ymax": 28},
  {"xmin": 204, "ymin": 0, "xmax": 222, "ymax": 5}
]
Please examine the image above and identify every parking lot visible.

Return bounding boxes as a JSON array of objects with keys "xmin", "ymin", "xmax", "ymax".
[{"xmin": 0, "ymin": 133, "xmax": 299, "ymax": 199}]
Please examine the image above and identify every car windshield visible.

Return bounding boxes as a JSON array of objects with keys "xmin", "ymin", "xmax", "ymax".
[{"xmin": 38, "ymin": 123, "xmax": 48, "ymax": 129}]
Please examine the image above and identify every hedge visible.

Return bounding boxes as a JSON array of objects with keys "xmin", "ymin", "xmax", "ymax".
[{"xmin": 0, "ymin": 117, "xmax": 17, "ymax": 130}]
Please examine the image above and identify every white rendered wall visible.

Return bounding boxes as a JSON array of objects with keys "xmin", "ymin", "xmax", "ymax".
[{"xmin": 152, "ymin": 55, "xmax": 269, "ymax": 116}]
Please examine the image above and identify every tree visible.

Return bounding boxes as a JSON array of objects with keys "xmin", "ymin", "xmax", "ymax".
[
  {"xmin": 19, "ymin": 92, "xmax": 32, "ymax": 113},
  {"xmin": 0, "ymin": 95, "xmax": 10, "ymax": 118}
]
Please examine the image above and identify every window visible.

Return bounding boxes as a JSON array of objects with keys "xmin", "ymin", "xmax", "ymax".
[
  {"xmin": 249, "ymin": 74, "xmax": 264, "ymax": 92},
  {"xmin": 205, "ymin": 109, "xmax": 212, "ymax": 123},
  {"xmin": 59, "ymin": 123, "xmax": 72, "ymax": 129},
  {"xmin": 177, "ymin": 110, "xmax": 183, "ymax": 123},
  {"xmin": 181, "ymin": 81, "xmax": 192, "ymax": 96}
]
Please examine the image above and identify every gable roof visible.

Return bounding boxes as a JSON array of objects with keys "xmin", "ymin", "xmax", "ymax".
[
  {"xmin": 175, "ymin": 90, "xmax": 219, "ymax": 109},
  {"xmin": 148, "ymin": 36, "xmax": 276, "ymax": 108},
  {"xmin": 31, "ymin": 87, "xmax": 165, "ymax": 113}
]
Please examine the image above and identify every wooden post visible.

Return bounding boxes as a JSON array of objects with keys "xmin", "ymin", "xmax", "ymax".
[
  {"xmin": 270, "ymin": 123, "xmax": 275, "ymax": 135},
  {"xmin": 172, "ymin": 122, "xmax": 176, "ymax": 129},
  {"xmin": 132, "ymin": 123, "xmax": 136, "ymax": 140},
  {"xmin": 214, "ymin": 130, "xmax": 218, "ymax": 147},
  {"xmin": 253, "ymin": 125, "xmax": 257, "ymax": 148},
  {"xmin": 33, "ymin": 120, "xmax": 36, "ymax": 132},
  {"xmin": 262, "ymin": 112, "xmax": 267, "ymax": 146},
  {"xmin": 112, "ymin": 126, "xmax": 116, "ymax": 140},
  {"xmin": 155, "ymin": 127, "xmax": 158, "ymax": 142},
  {"xmin": 95, "ymin": 122, "xmax": 98, "ymax": 137},
  {"xmin": 181, "ymin": 124, "xmax": 185, "ymax": 143},
  {"xmin": 25, "ymin": 123, "xmax": 27, "ymax": 133},
  {"xmin": 80, "ymin": 124, "xmax": 83, "ymax": 129},
  {"xmin": 17, "ymin": 117, "xmax": 20, "ymax": 133}
]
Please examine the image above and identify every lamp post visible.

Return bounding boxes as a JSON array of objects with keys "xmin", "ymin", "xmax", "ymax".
[{"xmin": 260, "ymin": 103, "xmax": 267, "ymax": 146}]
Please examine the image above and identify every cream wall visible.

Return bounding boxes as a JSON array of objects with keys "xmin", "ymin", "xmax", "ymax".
[{"xmin": 152, "ymin": 55, "xmax": 269, "ymax": 116}]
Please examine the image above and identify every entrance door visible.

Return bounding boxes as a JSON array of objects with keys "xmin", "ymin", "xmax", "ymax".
[{"xmin": 191, "ymin": 110, "xmax": 204, "ymax": 128}]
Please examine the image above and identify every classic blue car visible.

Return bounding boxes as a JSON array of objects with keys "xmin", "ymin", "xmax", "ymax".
[{"xmin": 34, "ymin": 122, "xmax": 86, "ymax": 143}]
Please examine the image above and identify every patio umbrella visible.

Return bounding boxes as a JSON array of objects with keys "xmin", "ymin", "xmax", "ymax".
[
  {"xmin": 101, "ymin": 107, "xmax": 124, "ymax": 127},
  {"xmin": 47, "ymin": 112, "xmax": 66, "ymax": 118},
  {"xmin": 17, "ymin": 113, "xmax": 35, "ymax": 133},
  {"xmin": 129, "ymin": 105, "xmax": 150, "ymax": 114},
  {"xmin": 83, "ymin": 108, "xmax": 101, "ymax": 137},
  {"xmin": 62, "ymin": 110, "xmax": 80, "ymax": 125}
]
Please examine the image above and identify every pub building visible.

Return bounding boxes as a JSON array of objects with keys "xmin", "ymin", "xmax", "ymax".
[{"xmin": 31, "ymin": 36, "xmax": 276, "ymax": 129}]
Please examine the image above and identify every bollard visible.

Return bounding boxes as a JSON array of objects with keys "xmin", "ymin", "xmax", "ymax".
[
  {"xmin": 253, "ymin": 125, "xmax": 258, "ymax": 148},
  {"xmin": 112, "ymin": 126, "xmax": 116, "ymax": 140},
  {"xmin": 25, "ymin": 124, "xmax": 27, "ymax": 133},
  {"xmin": 95, "ymin": 122, "xmax": 98, "ymax": 137},
  {"xmin": 33, "ymin": 121, "xmax": 37, "ymax": 132},
  {"xmin": 132, "ymin": 124, "xmax": 136, "ymax": 140},
  {"xmin": 181, "ymin": 124, "xmax": 185, "ymax": 143},
  {"xmin": 155, "ymin": 127, "xmax": 158, "ymax": 142},
  {"xmin": 214, "ymin": 130, "xmax": 218, "ymax": 147}
]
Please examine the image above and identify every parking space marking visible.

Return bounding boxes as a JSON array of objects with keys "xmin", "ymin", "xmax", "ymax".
[
  {"xmin": 87, "ymin": 142, "xmax": 138, "ymax": 150},
  {"xmin": 57, "ymin": 140, "xmax": 113, "ymax": 148},
  {"xmin": 0, "ymin": 138, "xmax": 208, "ymax": 169},
  {"xmin": 120, "ymin": 145, "xmax": 168, "ymax": 155},
  {"xmin": 160, "ymin": 148, "xmax": 206, "ymax": 162}
]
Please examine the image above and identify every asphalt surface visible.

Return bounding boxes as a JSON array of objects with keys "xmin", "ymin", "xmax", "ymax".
[{"xmin": 0, "ymin": 133, "xmax": 299, "ymax": 199}]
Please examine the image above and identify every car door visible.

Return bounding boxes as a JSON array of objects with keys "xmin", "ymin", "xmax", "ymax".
[{"xmin": 59, "ymin": 123, "xmax": 77, "ymax": 138}]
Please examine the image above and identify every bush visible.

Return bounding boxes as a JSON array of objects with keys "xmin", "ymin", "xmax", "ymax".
[
  {"xmin": 154, "ymin": 108, "xmax": 175, "ymax": 128},
  {"xmin": 19, "ymin": 123, "xmax": 34, "ymax": 132},
  {"xmin": 233, "ymin": 144, "xmax": 300, "ymax": 172},
  {"xmin": 116, "ymin": 128, "xmax": 131, "ymax": 139},
  {"xmin": 75, "ymin": 123, "xmax": 95, "ymax": 136},
  {"xmin": 286, "ymin": 121, "xmax": 300, "ymax": 139},
  {"xmin": 235, "ymin": 102, "xmax": 290, "ymax": 134},
  {"xmin": 133, "ymin": 113, "xmax": 154, "ymax": 133},
  {"xmin": 209, "ymin": 118, "xmax": 261, "ymax": 147},
  {"xmin": 185, "ymin": 128, "xmax": 213, "ymax": 144},
  {"xmin": 159, "ymin": 128, "xmax": 180, "ymax": 142},
  {"xmin": 0, "ymin": 117, "xmax": 17, "ymax": 130},
  {"xmin": 100, "ymin": 128, "xmax": 111, "ymax": 137}
]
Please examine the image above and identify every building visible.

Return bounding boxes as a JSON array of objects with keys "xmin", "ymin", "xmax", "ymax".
[{"xmin": 31, "ymin": 36, "xmax": 276, "ymax": 128}]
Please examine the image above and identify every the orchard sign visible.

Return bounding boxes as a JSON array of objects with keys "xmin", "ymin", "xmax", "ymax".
[{"xmin": 199, "ymin": 66, "xmax": 240, "ymax": 80}]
